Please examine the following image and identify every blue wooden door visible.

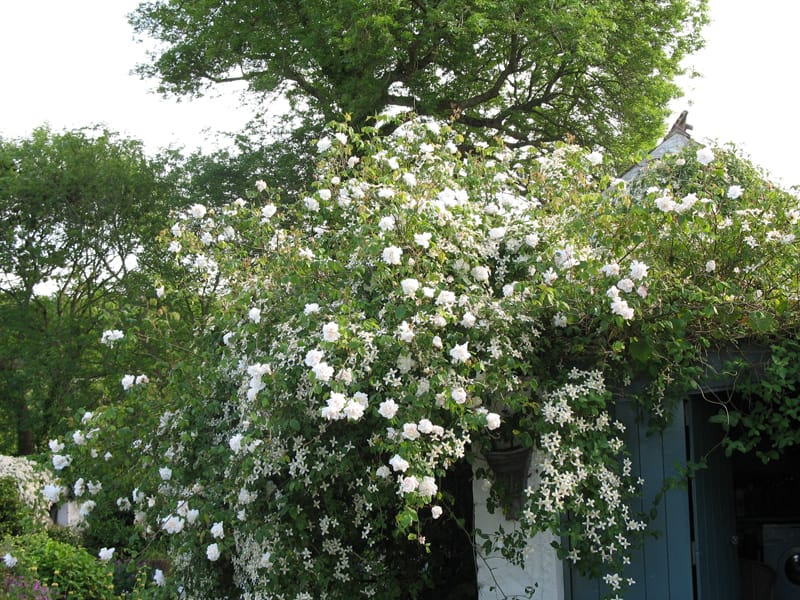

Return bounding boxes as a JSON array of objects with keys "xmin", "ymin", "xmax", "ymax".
[{"xmin": 566, "ymin": 399, "xmax": 694, "ymax": 599}]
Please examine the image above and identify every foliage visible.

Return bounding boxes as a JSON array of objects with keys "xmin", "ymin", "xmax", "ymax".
[
  {"xmin": 181, "ymin": 120, "xmax": 320, "ymax": 205},
  {"xmin": 0, "ymin": 476, "xmax": 25, "ymax": 538},
  {"xmin": 130, "ymin": 0, "xmax": 708, "ymax": 162},
  {"xmin": 0, "ymin": 127, "xmax": 182, "ymax": 454},
  {"xmin": 712, "ymin": 335, "xmax": 800, "ymax": 462},
  {"xmin": 44, "ymin": 116, "xmax": 800, "ymax": 599},
  {"xmin": 43, "ymin": 524, "xmax": 84, "ymax": 548},
  {"xmin": 2, "ymin": 574, "xmax": 55, "ymax": 600},
  {"xmin": 0, "ymin": 456, "xmax": 54, "ymax": 529},
  {"xmin": 2, "ymin": 532, "xmax": 115, "ymax": 599}
]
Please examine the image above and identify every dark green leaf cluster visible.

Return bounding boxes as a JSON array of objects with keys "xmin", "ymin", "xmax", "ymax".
[
  {"xmin": 0, "ymin": 476, "xmax": 26, "ymax": 538},
  {"xmin": 131, "ymin": 0, "xmax": 708, "ymax": 161},
  {"xmin": 0, "ymin": 128, "xmax": 187, "ymax": 454}
]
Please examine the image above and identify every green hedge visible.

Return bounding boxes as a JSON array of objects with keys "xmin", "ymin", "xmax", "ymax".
[{"xmin": 5, "ymin": 533, "xmax": 115, "ymax": 599}]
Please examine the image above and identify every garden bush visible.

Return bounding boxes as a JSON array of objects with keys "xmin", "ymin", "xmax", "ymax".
[
  {"xmin": 42, "ymin": 116, "xmax": 800, "ymax": 599},
  {"xmin": 2, "ymin": 574, "xmax": 55, "ymax": 599},
  {"xmin": 0, "ymin": 475, "xmax": 25, "ymax": 538},
  {"xmin": 3, "ymin": 532, "xmax": 115, "ymax": 599},
  {"xmin": 0, "ymin": 456, "xmax": 54, "ymax": 530}
]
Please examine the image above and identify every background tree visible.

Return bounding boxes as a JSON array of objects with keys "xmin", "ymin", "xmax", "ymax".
[
  {"xmin": 131, "ymin": 0, "xmax": 707, "ymax": 165},
  {"xmin": 0, "ymin": 127, "xmax": 182, "ymax": 454},
  {"xmin": 180, "ymin": 121, "xmax": 318, "ymax": 205}
]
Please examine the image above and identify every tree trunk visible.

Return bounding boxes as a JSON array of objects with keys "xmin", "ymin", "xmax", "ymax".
[{"xmin": 17, "ymin": 427, "xmax": 34, "ymax": 455}]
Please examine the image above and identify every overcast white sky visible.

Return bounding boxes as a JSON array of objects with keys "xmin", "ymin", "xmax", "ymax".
[{"xmin": 1, "ymin": 1, "xmax": 798, "ymax": 186}]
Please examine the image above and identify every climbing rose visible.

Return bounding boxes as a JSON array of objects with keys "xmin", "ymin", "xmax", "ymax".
[
  {"xmin": 696, "ymin": 147, "xmax": 714, "ymax": 165},
  {"xmin": 206, "ymin": 543, "xmax": 221, "ymax": 561}
]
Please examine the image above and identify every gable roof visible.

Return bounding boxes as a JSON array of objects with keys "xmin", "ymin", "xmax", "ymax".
[{"xmin": 621, "ymin": 111, "xmax": 694, "ymax": 183}]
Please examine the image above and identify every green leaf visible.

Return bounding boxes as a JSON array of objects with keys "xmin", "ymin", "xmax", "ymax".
[
  {"xmin": 629, "ymin": 338, "xmax": 653, "ymax": 362},
  {"xmin": 748, "ymin": 311, "xmax": 777, "ymax": 333}
]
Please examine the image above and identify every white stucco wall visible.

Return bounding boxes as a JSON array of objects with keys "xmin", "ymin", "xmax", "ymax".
[
  {"xmin": 55, "ymin": 500, "xmax": 82, "ymax": 528},
  {"xmin": 473, "ymin": 452, "xmax": 564, "ymax": 600}
]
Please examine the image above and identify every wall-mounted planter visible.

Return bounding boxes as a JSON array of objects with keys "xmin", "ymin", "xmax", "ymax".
[{"xmin": 484, "ymin": 446, "xmax": 532, "ymax": 520}]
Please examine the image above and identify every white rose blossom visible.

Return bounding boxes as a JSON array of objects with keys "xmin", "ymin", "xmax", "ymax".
[
  {"xmin": 312, "ymin": 362, "xmax": 334, "ymax": 382},
  {"xmin": 414, "ymin": 232, "xmax": 432, "ymax": 248},
  {"xmin": 451, "ymin": 387, "xmax": 467, "ymax": 404},
  {"xmin": 418, "ymin": 476, "xmax": 438, "ymax": 498},
  {"xmin": 696, "ymin": 147, "xmax": 714, "ymax": 165},
  {"xmin": 470, "ymin": 265, "xmax": 490, "ymax": 282},
  {"xmin": 449, "ymin": 342, "xmax": 471, "ymax": 363},
  {"xmin": 343, "ymin": 400, "xmax": 365, "ymax": 421},
  {"xmin": 397, "ymin": 420, "xmax": 418, "ymax": 439},
  {"xmin": 52, "ymin": 454, "xmax": 71, "ymax": 471},
  {"xmin": 316, "ymin": 137, "xmax": 332, "ymax": 153},
  {"xmin": 189, "ymin": 203, "xmax": 207, "ymax": 219},
  {"xmin": 378, "ymin": 399, "xmax": 399, "ymax": 419},
  {"xmin": 382, "ymin": 245, "xmax": 403, "ymax": 265},
  {"xmin": 206, "ymin": 543, "xmax": 221, "ymax": 561},
  {"xmin": 98, "ymin": 547, "xmax": 115, "ymax": 562},
  {"xmin": 486, "ymin": 412, "xmax": 502, "ymax": 430},
  {"xmin": 378, "ymin": 215, "xmax": 396, "ymax": 231},
  {"xmin": 322, "ymin": 322, "xmax": 340, "ymax": 342},
  {"xmin": 399, "ymin": 475, "xmax": 419, "ymax": 494},
  {"xmin": 400, "ymin": 278, "xmax": 419, "ymax": 296},
  {"xmin": 726, "ymin": 184, "xmax": 743, "ymax": 199},
  {"xmin": 162, "ymin": 515, "xmax": 185, "ymax": 534},
  {"xmin": 42, "ymin": 484, "xmax": 62, "ymax": 503},
  {"xmin": 261, "ymin": 204, "xmax": 277, "ymax": 220},
  {"xmin": 304, "ymin": 349, "xmax": 324, "ymax": 367},
  {"xmin": 587, "ymin": 150, "xmax": 603, "ymax": 166},
  {"xmin": 389, "ymin": 454, "xmax": 409, "ymax": 472},
  {"xmin": 629, "ymin": 260, "xmax": 649, "ymax": 281}
]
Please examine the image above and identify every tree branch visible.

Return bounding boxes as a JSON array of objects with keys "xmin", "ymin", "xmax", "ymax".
[{"xmin": 456, "ymin": 34, "xmax": 522, "ymax": 111}]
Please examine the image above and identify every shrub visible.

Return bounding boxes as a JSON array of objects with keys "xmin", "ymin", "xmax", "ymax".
[
  {"xmin": 2, "ymin": 574, "xmax": 56, "ymax": 599},
  {"xmin": 0, "ymin": 476, "xmax": 25, "ymax": 537},
  {"xmin": 45, "ymin": 117, "xmax": 800, "ymax": 599},
  {"xmin": 43, "ymin": 524, "xmax": 84, "ymax": 548},
  {"xmin": 0, "ymin": 456, "xmax": 54, "ymax": 529},
  {"xmin": 5, "ymin": 533, "xmax": 115, "ymax": 599}
]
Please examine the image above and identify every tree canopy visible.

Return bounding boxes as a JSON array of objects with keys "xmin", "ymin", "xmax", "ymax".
[
  {"xmin": 0, "ymin": 128, "xmax": 180, "ymax": 454},
  {"xmin": 130, "ymin": 0, "xmax": 708, "ymax": 161}
]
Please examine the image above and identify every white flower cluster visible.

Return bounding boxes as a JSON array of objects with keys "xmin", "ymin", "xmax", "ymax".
[
  {"xmin": 67, "ymin": 117, "xmax": 800, "ymax": 599},
  {"xmin": 100, "ymin": 329, "xmax": 124, "ymax": 346},
  {"xmin": 510, "ymin": 370, "xmax": 643, "ymax": 592},
  {"xmin": 0, "ymin": 456, "xmax": 54, "ymax": 523},
  {"xmin": 602, "ymin": 259, "xmax": 648, "ymax": 321},
  {"xmin": 121, "ymin": 373, "xmax": 149, "ymax": 390}
]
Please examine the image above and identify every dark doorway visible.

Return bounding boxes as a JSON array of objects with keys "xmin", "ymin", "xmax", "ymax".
[
  {"xmin": 733, "ymin": 443, "xmax": 800, "ymax": 600},
  {"xmin": 691, "ymin": 392, "xmax": 800, "ymax": 600}
]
